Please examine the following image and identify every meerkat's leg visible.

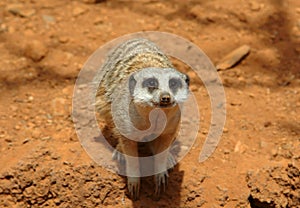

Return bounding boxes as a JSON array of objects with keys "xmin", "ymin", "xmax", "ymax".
[
  {"xmin": 119, "ymin": 137, "xmax": 140, "ymax": 200},
  {"xmin": 167, "ymin": 150, "xmax": 176, "ymax": 170},
  {"xmin": 150, "ymin": 134, "xmax": 176, "ymax": 197}
]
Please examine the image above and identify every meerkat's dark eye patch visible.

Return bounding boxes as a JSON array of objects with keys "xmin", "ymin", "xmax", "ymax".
[
  {"xmin": 129, "ymin": 74, "xmax": 137, "ymax": 96},
  {"xmin": 142, "ymin": 77, "xmax": 159, "ymax": 92},
  {"xmin": 185, "ymin": 74, "xmax": 190, "ymax": 86},
  {"xmin": 169, "ymin": 78, "xmax": 182, "ymax": 93}
]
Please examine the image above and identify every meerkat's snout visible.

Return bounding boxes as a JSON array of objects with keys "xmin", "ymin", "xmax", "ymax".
[{"xmin": 159, "ymin": 92, "xmax": 172, "ymax": 106}]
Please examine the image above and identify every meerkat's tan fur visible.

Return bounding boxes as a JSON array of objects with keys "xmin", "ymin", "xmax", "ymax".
[{"xmin": 94, "ymin": 38, "xmax": 189, "ymax": 200}]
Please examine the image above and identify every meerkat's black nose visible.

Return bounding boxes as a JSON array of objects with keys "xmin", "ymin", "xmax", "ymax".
[{"xmin": 160, "ymin": 92, "xmax": 171, "ymax": 105}]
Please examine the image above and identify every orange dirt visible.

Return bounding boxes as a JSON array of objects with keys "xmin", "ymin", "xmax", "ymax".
[{"xmin": 0, "ymin": 0, "xmax": 299, "ymax": 207}]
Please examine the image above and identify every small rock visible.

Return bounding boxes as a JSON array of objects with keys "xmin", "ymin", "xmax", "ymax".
[
  {"xmin": 42, "ymin": 15, "xmax": 55, "ymax": 23},
  {"xmin": 248, "ymin": 93, "xmax": 255, "ymax": 98},
  {"xmin": 259, "ymin": 141, "xmax": 267, "ymax": 148},
  {"xmin": 264, "ymin": 121, "xmax": 272, "ymax": 128},
  {"xmin": 234, "ymin": 141, "xmax": 248, "ymax": 153},
  {"xmin": 94, "ymin": 17, "xmax": 104, "ymax": 25},
  {"xmin": 63, "ymin": 161, "xmax": 71, "ymax": 165},
  {"xmin": 271, "ymin": 148, "xmax": 278, "ymax": 157},
  {"xmin": 216, "ymin": 45, "xmax": 251, "ymax": 70},
  {"xmin": 24, "ymin": 40, "xmax": 48, "ymax": 62},
  {"xmin": 72, "ymin": 6, "xmax": 88, "ymax": 17},
  {"xmin": 82, "ymin": 0, "xmax": 105, "ymax": 3},
  {"xmin": 5, "ymin": 138, "xmax": 12, "ymax": 143},
  {"xmin": 23, "ymin": 138, "xmax": 30, "ymax": 144},
  {"xmin": 28, "ymin": 96, "xmax": 34, "ymax": 102},
  {"xmin": 249, "ymin": 2, "xmax": 261, "ymax": 11},
  {"xmin": 41, "ymin": 136, "xmax": 51, "ymax": 141},
  {"xmin": 0, "ymin": 24, "xmax": 7, "ymax": 32},
  {"xmin": 58, "ymin": 36, "xmax": 69, "ymax": 43},
  {"xmin": 6, "ymin": 4, "xmax": 36, "ymax": 18},
  {"xmin": 51, "ymin": 155, "xmax": 60, "ymax": 160},
  {"xmin": 14, "ymin": 125, "xmax": 20, "ymax": 130}
]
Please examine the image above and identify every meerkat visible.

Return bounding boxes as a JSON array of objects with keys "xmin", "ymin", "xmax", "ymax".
[{"xmin": 94, "ymin": 38, "xmax": 190, "ymax": 200}]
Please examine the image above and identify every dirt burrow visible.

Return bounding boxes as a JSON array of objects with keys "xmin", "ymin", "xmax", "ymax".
[{"xmin": 247, "ymin": 159, "xmax": 300, "ymax": 208}]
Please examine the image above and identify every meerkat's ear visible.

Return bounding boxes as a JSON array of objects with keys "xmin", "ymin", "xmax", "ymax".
[
  {"xmin": 184, "ymin": 74, "xmax": 190, "ymax": 86},
  {"xmin": 129, "ymin": 74, "xmax": 136, "ymax": 96}
]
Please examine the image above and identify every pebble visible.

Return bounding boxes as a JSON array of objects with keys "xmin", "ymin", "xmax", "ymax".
[
  {"xmin": 5, "ymin": 138, "xmax": 12, "ymax": 143},
  {"xmin": 58, "ymin": 36, "xmax": 70, "ymax": 43},
  {"xmin": 6, "ymin": 4, "xmax": 36, "ymax": 18},
  {"xmin": 249, "ymin": 2, "xmax": 262, "ymax": 11},
  {"xmin": 216, "ymin": 45, "xmax": 251, "ymax": 70},
  {"xmin": 264, "ymin": 121, "xmax": 272, "ymax": 128},
  {"xmin": 82, "ymin": 0, "xmax": 103, "ymax": 3},
  {"xmin": 24, "ymin": 40, "xmax": 48, "ymax": 62},
  {"xmin": 0, "ymin": 24, "xmax": 7, "ymax": 32},
  {"xmin": 42, "ymin": 15, "xmax": 55, "ymax": 23},
  {"xmin": 234, "ymin": 141, "xmax": 248, "ymax": 153},
  {"xmin": 28, "ymin": 96, "xmax": 34, "ymax": 102},
  {"xmin": 22, "ymin": 138, "xmax": 30, "ymax": 144},
  {"xmin": 72, "ymin": 6, "xmax": 88, "ymax": 17},
  {"xmin": 248, "ymin": 93, "xmax": 255, "ymax": 98},
  {"xmin": 94, "ymin": 17, "xmax": 104, "ymax": 25},
  {"xmin": 14, "ymin": 125, "xmax": 20, "ymax": 130},
  {"xmin": 41, "ymin": 136, "xmax": 51, "ymax": 141},
  {"xmin": 271, "ymin": 148, "xmax": 278, "ymax": 157}
]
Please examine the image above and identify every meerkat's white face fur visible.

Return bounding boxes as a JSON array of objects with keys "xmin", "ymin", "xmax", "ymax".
[{"xmin": 128, "ymin": 67, "xmax": 190, "ymax": 108}]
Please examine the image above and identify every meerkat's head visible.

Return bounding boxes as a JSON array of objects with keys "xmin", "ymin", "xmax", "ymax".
[{"xmin": 128, "ymin": 67, "xmax": 190, "ymax": 108}]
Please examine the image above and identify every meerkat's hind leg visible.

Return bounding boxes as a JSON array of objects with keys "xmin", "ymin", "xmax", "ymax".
[
  {"xmin": 154, "ymin": 170, "xmax": 169, "ymax": 198},
  {"xmin": 119, "ymin": 138, "xmax": 141, "ymax": 200},
  {"xmin": 127, "ymin": 176, "xmax": 140, "ymax": 200},
  {"xmin": 154, "ymin": 149, "xmax": 176, "ymax": 198},
  {"xmin": 151, "ymin": 134, "xmax": 177, "ymax": 198},
  {"xmin": 153, "ymin": 149, "xmax": 169, "ymax": 198},
  {"xmin": 112, "ymin": 145, "xmax": 140, "ymax": 200}
]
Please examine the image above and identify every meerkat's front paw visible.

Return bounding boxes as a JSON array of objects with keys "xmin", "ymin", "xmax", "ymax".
[
  {"xmin": 154, "ymin": 171, "xmax": 169, "ymax": 198},
  {"xmin": 127, "ymin": 177, "xmax": 140, "ymax": 200}
]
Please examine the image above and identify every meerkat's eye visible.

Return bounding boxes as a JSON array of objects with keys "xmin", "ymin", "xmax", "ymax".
[
  {"xmin": 142, "ymin": 77, "xmax": 159, "ymax": 92},
  {"xmin": 169, "ymin": 78, "xmax": 182, "ymax": 93}
]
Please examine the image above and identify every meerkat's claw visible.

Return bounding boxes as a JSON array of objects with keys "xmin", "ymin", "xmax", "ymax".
[
  {"xmin": 154, "ymin": 171, "xmax": 169, "ymax": 197},
  {"xmin": 127, "ymin": 177, "xmax": 140, "ymax": 200}
]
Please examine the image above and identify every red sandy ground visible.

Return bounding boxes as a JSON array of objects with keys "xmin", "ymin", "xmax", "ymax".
[{"xmin": 0, "ymin": 0, "xmax": 299, "ymax": 207}]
